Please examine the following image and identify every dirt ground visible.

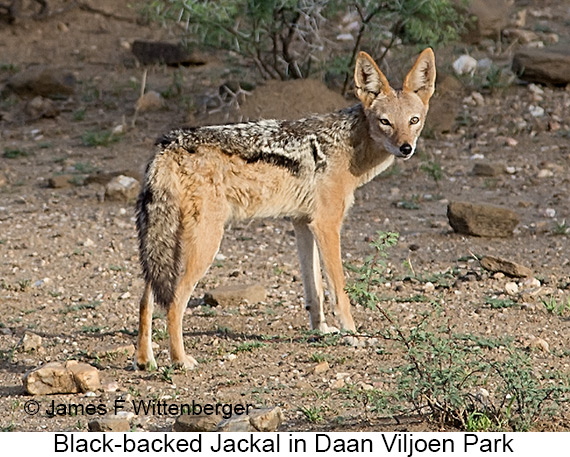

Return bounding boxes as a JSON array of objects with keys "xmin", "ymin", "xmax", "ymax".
[{"xmin": 1, "ymin": 1, "xmax": 569, "ymax": 432}]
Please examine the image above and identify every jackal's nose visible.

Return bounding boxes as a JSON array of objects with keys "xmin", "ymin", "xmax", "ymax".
[{"xmin": 399, "ymin": 143, "xmax": 413, "ymax": 156}]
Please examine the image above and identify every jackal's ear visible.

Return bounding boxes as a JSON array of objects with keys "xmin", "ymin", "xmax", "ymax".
[
  {"xmin": 403, "ymin": 48, "xmax": 436, "ymax": 105},
  {"xmin": 354, "ymin": 51, "xmax": 391, "ymax": 107}
]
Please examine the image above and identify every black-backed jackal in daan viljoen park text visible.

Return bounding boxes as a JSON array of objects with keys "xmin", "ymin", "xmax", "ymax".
[{"xmin": 135, "ymin": 48, "xmax": 436, "ymax": 370}]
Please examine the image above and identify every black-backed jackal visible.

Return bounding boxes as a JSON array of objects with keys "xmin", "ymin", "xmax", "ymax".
[{"xmin": 135, "ymin": 49, "xmax": 436, "ymax": 370}]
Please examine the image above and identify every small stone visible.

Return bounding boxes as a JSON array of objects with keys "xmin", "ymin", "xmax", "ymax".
[
  {"xmin": 537, "ymin": 169, "xmax": 554, "ymax": 178},
  {"xmin": 248, "ymin": 407, "xmax": 284, "ymax": 432},
  {"xmin": 25, "ymin": 96, "xmax": 60, "ymax": 118},
  {"xmin": 522, "ymin": 277, "xmax": 541, "ymax": 288},
  {"xmin": 48, "ymin": 174, "xmax": 75, "ymax": 189},
  {"xmin": 505, "ymin": 138, "xmax": 518, "ymax": 147},
  {"xmin": 203, "ymin": 284, "xmax": 267, "ymax": 307},
  {"xmin": 331, "ymin": 378, "xmax": 345, "ymax": 389},
  {"xmin": 102, "ymin": 381, "xmax": 120, "ymax": 392},
  {"xmin": 119, "ymin": 291, "xmax": 131, "ymax": 300},
  {"xmin": 93, "ymin": 344, "xmax": 135, "ymax": 359},
  {"xmin": 83, "ymin": 238, "xmax": 95, "ymax": 248},
  {"xmin": 472, "ymin": 162, "xmax": 505, "ymax": 176},
  {"xmin": 173, "ymin": 413, "xmax": 222, "ymax": 432},
  {"xmin": 104, "ymin": 175, "xmax": 140, "ymax": 203},
  {"xmin": 22, "ymin": 332, "xmax": 42, "ymax": 352},
  {"xmin": 448, "ymin": 201, "xmax": 520, "ymax": 237},
  {"xmin": 423, "ymin": 282, "xmax": 435, "ymax": 292},
  {"xmin": 313, "ymin": 360, "xmax": 329, "ymax": 375},
  {"xmin": 452, "ymin": 55, "xmax": 477, "ymax": 76},
  {"xmin": 505, "ymin": 281, "xmax": 519, "ymax": 296},
  {"xmin": 88, "ymin": 417, "xmax": 130, "ymax": 432},
  {"xmin": 480, "ymin": 256, "xmax": 533, "ymax": 278},
  {"xmin": 528, "ymin": 105, "xmax": 545, "ymax": 117}
]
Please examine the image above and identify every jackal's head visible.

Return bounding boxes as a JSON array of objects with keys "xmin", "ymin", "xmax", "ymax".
[{"xmin": 354, "ymin": 48, "xmax": 436, "ymax": 160}]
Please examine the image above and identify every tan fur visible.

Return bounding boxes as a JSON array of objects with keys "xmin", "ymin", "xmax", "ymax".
[{"xmin": 135, "ymin": 49, "xmax": 436, "ymax": 370}]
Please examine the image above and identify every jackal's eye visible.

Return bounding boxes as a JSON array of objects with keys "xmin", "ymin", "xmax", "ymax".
[
  {"xmin": 410, "ymin": 116, "xmax": 420, "ymax": 125},
  {"xmin": 379, "ymin": 118, "xmax": 391, "ymax": 126}
]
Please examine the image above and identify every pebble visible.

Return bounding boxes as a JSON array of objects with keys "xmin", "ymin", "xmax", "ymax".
[
  {"xmin": 505, "ymin": 281, "xmax": 519, "ymax": 296},
  {"xmin": 528, "ymin": 105, "xmax": 545, "ymax": 117},
  {"xmin": 452, "ymin": 55, "xmax": 477, "ymax": 76}
]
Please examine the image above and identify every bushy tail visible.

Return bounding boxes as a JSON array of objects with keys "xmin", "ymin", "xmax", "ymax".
[{"xmin": 136, "ymin": 154, "xmax": 183, "ymax": 307}]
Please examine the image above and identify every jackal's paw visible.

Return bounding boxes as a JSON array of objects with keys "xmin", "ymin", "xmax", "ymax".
[
  {"xmin": 317, "ymin": 323, "xmax": 340, "ymax": 334},
  {"xmin": 342, "ymin": 335, "xmax": 379, "ymax": 348},
  {"xmin": 172, "ymin": 355, "xmax": 199, "ymax": 371},
  {"xmin": 134, "ymin": 356, "xmax": 158, "ymax": 372}
]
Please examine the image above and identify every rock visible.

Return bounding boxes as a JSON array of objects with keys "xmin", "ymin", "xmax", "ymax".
[
  {"xmin": 216, "ymin": 415, "xmax": 251, "ymax": 432},
  {"xmin": 104, "ymin": 175, "xmax": 140, "ymax": 203},
  {"xmin": 505, "ymin": 281, "xmax": 519, "ymax": 296},
  {"xmin": 66, "ymin": 360, "xmax": 101, "ymax": 393},
  {"xmin": 88, "ymin": 416, "xmax": 130, "ymax": 432},
  {"xmin": 537, "ymin": 169, "xmax": 553, "ymax": 178},
  {"xmin": 48, "ymin": 174, "xmax": 76, "ymax": 189},
  {"xmin": 22, "ymin": 332, "xmax": 42, "ymax": 352},
  {"xmin": 6, "ymin": 67, "xmax": 75, "ymax": 98},
  {"xmin": 216, "ymin": 407, "xmax": 283, "ymax": 432},
  {"xmin": 452, "ymin": 55, "xmax": 477, "ymax": 76},
  {"xmin": 92, "ymin": 344, "xmax": 135, "ymax": 359},
  {"xmin": 248, "ymin": 407, "xmax": 284, "ymax": 432},
  {"xmin": 464, "ymin": 0, "xmax": 511, "ymax": 42},
  {"xmin": 313, "ymin": 360, "xmax": 330, "ymax": 375},
  {"xmin": 24, "ymin": 361, "xmax": 100, "ymax": 395},
  {"xmin": 173, "ymin": 413, "xmax": 222, "ymax": 432},
  {"xmin": 480, "ymin": 256, "xmax": 533, "ymax": 278},
  {"xmin": 512, "ymin": 45, "xmax": 570, "ymax": 85},
  {"xmin": 131, "ymin": 40, "xmax": 207, "ymax": 66},
  {"xmin": 203, "ymin": 284, "xmax": 267, "ymax": 307},
  {"xmin": 25, "ymin": 96, "xmax": 60, "ymax": 118},
  {"xmin": 472, "ymin": 162, "xmax": 505, "ymax": 176},
  {"xmin": 447, "ymin": 201, "xmax": 520, "ymax": 237},
  {"xmin": 135, "ymin": 91, "xmax": 164, "ymax": 112}
]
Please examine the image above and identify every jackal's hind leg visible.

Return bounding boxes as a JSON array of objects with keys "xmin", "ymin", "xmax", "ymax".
[
  {"xmin": 167, "ymin": 222, "xmax": 225, "ymax": 370},
  {"xmin": 135, "ymin": 283, "xmax": 157, "ymax": 370},
  {"xmin": 293, "ymin": 220, "xmax": 338, "ymax": 333}
]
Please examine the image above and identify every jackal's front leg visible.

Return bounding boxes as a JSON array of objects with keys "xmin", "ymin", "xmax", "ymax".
[
  {"xmin": 293, "ymin": 220, "xmax": 338, "ymax": 333},
  {"xmin": 310, "ymin": 218, "xmax": 356, "ymax": 333}
]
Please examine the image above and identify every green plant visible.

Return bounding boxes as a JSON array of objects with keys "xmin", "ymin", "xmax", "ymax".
[
  {"xmin": 140, "ymin": 0, "xmax": 469, "ymax": 84},
  {"xmin": 81, "ymin": 129, "xmax": 122, "ymax": 147},
  {"xmin": 3, "ymin": 148, "xmax": 33, "ymax": 159},
  {"xmin": 347, "ymin": 232, "xmax": 570, "ymax": 431},
  {"xmin": 72, "ymin": 108, "xmax": 86, "ymax": 121},
  {"xmin": 420, "ymin": 159, "xmax": 443, "ymax": 184},
  {"xmin": 485, "ymin": 297, "xmax": 517, "ymax": 309},
  {"xmin": 232, "ymin": 341, "xmax": 267, "ymax": 353},
  {"xmin": 541, "ymin": 295, "xmax": 570, "ymax": 317},
  {"xmin": 552, "ymin": 220, "xmax": 569, "ymax": 236},
  {"xmin": 299, "ymin": 405, "xmax": 324, "ymax": 423}
]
